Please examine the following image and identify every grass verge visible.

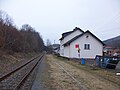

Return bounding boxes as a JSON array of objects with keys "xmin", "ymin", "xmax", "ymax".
[{"xmin": 53, "ymin": 55, "xmax": 120, "ymax": 86}]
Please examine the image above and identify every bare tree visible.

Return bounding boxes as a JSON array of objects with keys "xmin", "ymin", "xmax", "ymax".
[
  {"xmin": 46, "ymin": 39, "xmax": 51, "ymax": 46},
  {"xmin": 0, "ymin": 11, "xmax": 45, "ymax": 53},
  {"xmin": 0, "ymin": 10, "xmax": 14, "ymax": 49},
  {"xmin": 20, "ymin": 24, "xmax": 44, "ymax": 52}
]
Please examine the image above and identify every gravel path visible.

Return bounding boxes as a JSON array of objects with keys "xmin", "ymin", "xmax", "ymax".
[{"xmin": 31, "ymin": 55, "xmax": 52, "ymax": 90}]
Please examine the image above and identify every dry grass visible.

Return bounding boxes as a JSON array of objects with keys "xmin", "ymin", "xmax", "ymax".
[
  {"xmin": 47, "ymin": 55, "xmax": 82, "ymax": 90},
  {"xmin": 0, "ymin": 50, "xmax": 38, "ymax": 73},
  {"xmin": 55, "ymin": 55, "xmax": 120, "ymax": 86},
  {"xmin": 47, "ymin": 55, "xmax": 120, "ymax": 90}
]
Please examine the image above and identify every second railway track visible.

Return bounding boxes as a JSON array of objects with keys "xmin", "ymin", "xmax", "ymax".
[{"xmin": 0, "ymin": 53, "xmax": 44, "ymax": 90}]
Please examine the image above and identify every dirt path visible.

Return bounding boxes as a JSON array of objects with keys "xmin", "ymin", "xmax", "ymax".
[
  {"xmin": 47, "ymin": 55, "xmax": 120, "ymax": 90},
  {"xmin": 47, "ymin": 55, "xmax": 82, "ymax": 90}
]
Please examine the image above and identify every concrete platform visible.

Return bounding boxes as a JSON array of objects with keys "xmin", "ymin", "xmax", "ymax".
[{"xmin": 31, "ymin": 56, "xmax": 49, "ymax": 90}]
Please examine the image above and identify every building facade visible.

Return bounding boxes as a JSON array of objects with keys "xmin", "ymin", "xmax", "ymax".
[{"xmin": 59, "ymin": 27, "xmax": 104, "ymax": 59}]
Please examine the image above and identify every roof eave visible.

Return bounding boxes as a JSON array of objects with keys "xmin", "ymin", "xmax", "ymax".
[{"xmin": 63, "ymin": 30, "xmax": 105, "ymax": 46}]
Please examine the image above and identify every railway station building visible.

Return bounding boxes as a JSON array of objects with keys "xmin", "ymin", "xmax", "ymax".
[{"xmin": 59, "ymin": 27, "xmax": 104, "ymax": 59}]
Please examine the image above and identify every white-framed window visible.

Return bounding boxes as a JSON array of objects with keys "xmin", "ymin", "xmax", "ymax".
[{"xmin": 84, "ymin": 44, "xmax": 90, "ymax": 50}]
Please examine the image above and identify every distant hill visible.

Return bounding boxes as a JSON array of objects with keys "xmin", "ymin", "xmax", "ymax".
[{"xmin": 103, "ymin": 35, "xmax": 120, "ymax": 49}]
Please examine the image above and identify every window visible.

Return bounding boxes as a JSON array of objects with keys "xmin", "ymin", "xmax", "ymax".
[{"xmin": 84, "ymin": 44, "xmax": 90, "ymax": 50}]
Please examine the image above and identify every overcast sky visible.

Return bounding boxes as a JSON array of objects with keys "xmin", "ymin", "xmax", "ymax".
[{"xmin": 0, "ymin": 0, "xmax": 120, "ymax": 44}]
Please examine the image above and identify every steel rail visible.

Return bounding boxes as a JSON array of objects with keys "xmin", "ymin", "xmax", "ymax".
[
  {"xmin": 13, "ymin": 54, "xmax": 44, "ymax": 90},
  {"xmin": 0, "ymin": 55, "xmax": 40, "ymax": 81}
]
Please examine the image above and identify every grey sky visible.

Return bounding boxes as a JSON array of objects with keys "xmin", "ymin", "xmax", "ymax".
[{"xmin": 0, "ymin": 0, "xmax": 120, "ymax": 44}]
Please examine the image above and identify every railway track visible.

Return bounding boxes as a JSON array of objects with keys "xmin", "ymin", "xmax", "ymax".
[{"xmin": 0, "ymin": 54, "xmax": 44, "ymax": 90}]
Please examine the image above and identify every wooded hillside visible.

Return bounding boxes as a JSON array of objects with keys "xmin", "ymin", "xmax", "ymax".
[
  {"xmin": 0, "ymin": 10, "xmax": 44, "ymax": 53},
  {"xmin": 103, "ymin": 35, "xmax": 120, "ymax": 49}
]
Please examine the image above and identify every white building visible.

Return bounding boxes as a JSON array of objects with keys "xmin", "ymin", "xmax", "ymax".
[{"xmin": 59, "ymin": 27, "xmax": 104, "ymax": 59}]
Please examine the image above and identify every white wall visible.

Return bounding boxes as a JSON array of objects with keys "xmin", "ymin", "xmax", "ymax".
[
  {"xmin": 63, "ymin": 30, "xmax": 83, "ymax": 44},
  {"xmin": 64, "ymin": 45, "xmax": 70, "ymax": 58},
  {"xmin": 60, "ymin": 40, "xmax": 63, "ymax": 56},
  {"xmin": 60, "ymin": 29, "xmax": 83, "ymax": 57},
  {"xmin": 70, "ymin": 33, "xmax": 103, "ymax": 58}
]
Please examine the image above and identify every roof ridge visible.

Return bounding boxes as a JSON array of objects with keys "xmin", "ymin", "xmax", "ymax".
[
  {"xmin": 59, "ymin": 27, "xmax": 84, "ymax": 40},
  {"xmin": 63, "ymin": 30, "xmax": 104, "ymax": 46}
]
